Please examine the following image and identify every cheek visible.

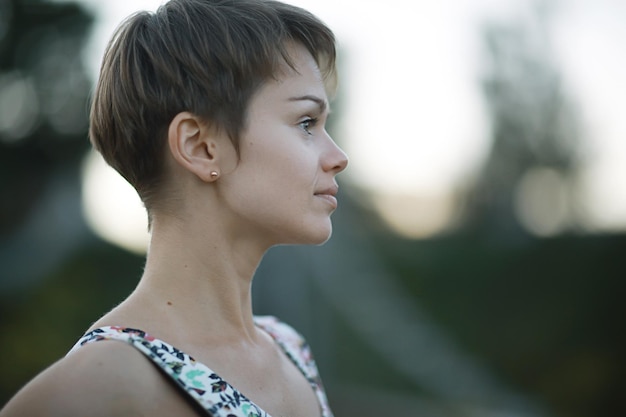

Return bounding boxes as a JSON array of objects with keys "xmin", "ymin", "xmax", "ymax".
[
  {"xmin": 240, "ymin": 125, "xmax": 320, "ymax": 190},
  {"xmin": 266, "ymin": 145, "xmax": 318, "ymax": 181}
]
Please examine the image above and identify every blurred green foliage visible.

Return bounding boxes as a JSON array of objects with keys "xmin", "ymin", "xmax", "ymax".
[{"xmin": 376, "ymin": 232, "xmax": 626, "ymax": 417}]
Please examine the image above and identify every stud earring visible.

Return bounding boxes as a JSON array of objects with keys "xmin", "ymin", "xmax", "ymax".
[{"xmin": 210, "ymin": 171, "xmax": 219, "ymax": 179}]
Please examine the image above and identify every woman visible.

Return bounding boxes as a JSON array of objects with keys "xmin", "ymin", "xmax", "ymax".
[{"xmin": 0, "ymin": 0, "xmax": 347, "ymax": 416}]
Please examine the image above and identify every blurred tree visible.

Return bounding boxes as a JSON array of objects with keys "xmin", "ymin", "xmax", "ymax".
[
  {"xmin": 0, "ymin": 0, "xmax": 92, "ymax": 235},
  {"xmin": 372, "ymin": 2, "xmax": 626, "ymax": 416},
  {"xmin": 0, "ymin": 0, "xmax": 106, "ymax": 405},
  {"xmin": 462, "ymin": 1, "xmax": 582, "ymax": 238}
]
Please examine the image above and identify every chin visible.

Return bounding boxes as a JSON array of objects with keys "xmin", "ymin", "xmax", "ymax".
[
  {"xmin": 282, "ymin": 226, "xmax": 332, "ymax": 246},
  {"xmin": 307, "ymin": 224, "xmax": 333, "ymax": 246},
  {"xmin": 275, "ymin": 217, "xmax": 334, "ymax": 246}
]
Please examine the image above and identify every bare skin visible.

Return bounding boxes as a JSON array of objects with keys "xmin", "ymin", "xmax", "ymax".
[{"xmin": 0, "ymin": 43, "xmax": 348, "ymax": 417}]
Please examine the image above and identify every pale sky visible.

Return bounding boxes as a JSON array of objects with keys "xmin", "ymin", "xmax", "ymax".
[{"xmin": 68, "ymin": 0, "xmax": 626, "ymax": 248}]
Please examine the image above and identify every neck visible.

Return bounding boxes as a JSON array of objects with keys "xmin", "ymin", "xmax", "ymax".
[{"xmin": 133, "ymin": 214, "xmax": 268, "ymax": 344}]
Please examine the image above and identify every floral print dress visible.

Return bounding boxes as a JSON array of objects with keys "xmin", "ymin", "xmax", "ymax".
[{"xmin": 68, "ymin": 316, "xmax": 333, "ymax": 417}]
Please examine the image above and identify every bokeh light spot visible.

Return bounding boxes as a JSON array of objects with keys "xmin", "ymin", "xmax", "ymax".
[{"xmin": 81, "ymin": 150, "xmax": 149, "ymax": 254}]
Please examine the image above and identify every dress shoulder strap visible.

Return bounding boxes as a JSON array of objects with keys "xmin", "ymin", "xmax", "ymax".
[
  {"xmin": 68, "ymin": 326, "xmax": 270, "ymax": 417},
  {"xmin": 254, "ymin": 316, "xmax": 333, "ymax": 417}
]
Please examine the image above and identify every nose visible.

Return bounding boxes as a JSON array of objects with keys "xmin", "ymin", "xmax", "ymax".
[{"xmin": 323, "ymin": 133, "xmax": 348, "ymax": 174}]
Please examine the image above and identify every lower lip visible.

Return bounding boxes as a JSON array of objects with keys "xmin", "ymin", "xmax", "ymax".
[{"xmin": 315, "ymin": 194, "xmax": 337, "ymax": 209}]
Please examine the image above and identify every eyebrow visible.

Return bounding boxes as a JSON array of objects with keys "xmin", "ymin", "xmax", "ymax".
[{"xmin": 288, "ymin": 95, "xmax": 329, "ymax": 113}]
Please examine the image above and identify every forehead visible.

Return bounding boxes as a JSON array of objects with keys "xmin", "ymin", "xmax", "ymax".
[{"xmin": 257, "ymin": 43, "xmax": 327, "ymax": 104}]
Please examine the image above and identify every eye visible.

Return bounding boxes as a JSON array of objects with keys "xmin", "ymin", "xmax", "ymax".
[{"xmin": 299, "ymin": 117, "xmax": 318, "ymax": 135}]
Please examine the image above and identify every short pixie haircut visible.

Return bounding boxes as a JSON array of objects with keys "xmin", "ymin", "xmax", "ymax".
[{"xmin": 90, "ymin": 0, "xmax": 336, "ymax": 215}]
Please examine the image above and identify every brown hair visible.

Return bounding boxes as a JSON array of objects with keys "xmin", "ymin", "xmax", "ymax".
[{"xmin": 90, "ymin": 0, "xmax": 336, "ymax": 216}]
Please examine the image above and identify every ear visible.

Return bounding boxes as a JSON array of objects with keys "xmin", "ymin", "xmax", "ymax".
[{"xmin": 167, "ymin": 112, "xmax": 221, "ymax": 182}]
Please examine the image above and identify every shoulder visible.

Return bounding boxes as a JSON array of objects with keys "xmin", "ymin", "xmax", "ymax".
[
  {"xmin": 0, "ymin": 337, "xmax": 197, "ymax": 417},
  {"xmin": 254, "ymin": 315, "xmax": 319, "ymax": 376}
]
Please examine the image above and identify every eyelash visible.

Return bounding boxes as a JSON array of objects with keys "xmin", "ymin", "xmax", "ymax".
[{"xmin": 299, "ymin": 117, "xmax": 318, "ymax": 135}]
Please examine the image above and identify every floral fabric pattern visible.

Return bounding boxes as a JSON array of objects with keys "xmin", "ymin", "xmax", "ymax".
[{"xmin": 67, "ymin": 316, "xmax": 332, "ymax": 417}]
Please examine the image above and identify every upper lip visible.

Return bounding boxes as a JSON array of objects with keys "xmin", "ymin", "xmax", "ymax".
[{"xmin": 315, "ymin": 184, "xmax": 339, "ymax": 197}]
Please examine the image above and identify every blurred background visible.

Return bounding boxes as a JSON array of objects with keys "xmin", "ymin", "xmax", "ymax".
[{"xmin": 1, "ymin": 0, "xmax": 625, "ymax": 416}]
